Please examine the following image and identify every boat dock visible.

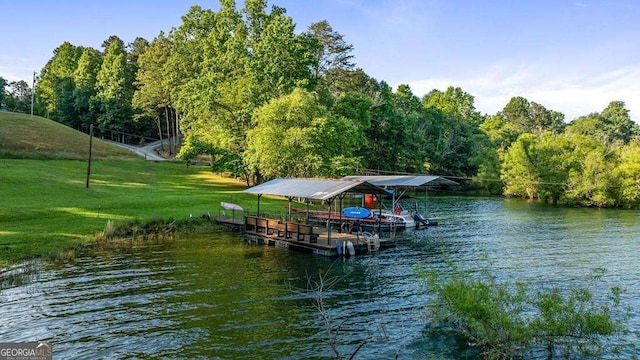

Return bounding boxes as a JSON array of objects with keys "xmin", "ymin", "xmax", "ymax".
[
  {"xmin": 233, "ymin": 176, "xmax": 457, "ymax": 257},
  {"xmin": 242, "ymin": 215, "xmax": 395, "ymax": 256}
]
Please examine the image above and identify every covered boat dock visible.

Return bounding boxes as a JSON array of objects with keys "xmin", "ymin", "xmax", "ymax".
[
  {"xmin": 341, "ymin": 175, "xmax": 459, "ymax": 226},
  {"xmin": 242, "ymin": 178, "xmax": 394, "ymax": 256}
]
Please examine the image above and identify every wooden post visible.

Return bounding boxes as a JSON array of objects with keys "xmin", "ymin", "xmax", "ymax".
[
  {"xmin": 327, "ymin": 198, "xmax": 333, "ymax": 245},
  {"xmin": 338, "ymin": 194, "xmax": 344, "ymax": 233},
  {"xmin": 257, "ymin": 193, "xmax": 262, "ymax": 219},
  {"xmin": 86, "ymin": 124, "xmax": 93, "ymax": 188}
]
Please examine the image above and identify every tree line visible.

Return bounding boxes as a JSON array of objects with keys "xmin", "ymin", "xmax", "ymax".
[
  {"xmin": 3, "ymin": 0, "xmax": 639, "ymax": 207},
  {"xmin": 0, "ymin": 77, "xmax": 32, "ymax": 114}
]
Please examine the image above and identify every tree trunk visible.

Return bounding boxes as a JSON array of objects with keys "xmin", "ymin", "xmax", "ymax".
[
  {"xmin": 165, "ymin": 107, "xmax": 172, "ymax": 155},
  {"xmin": 155, "ymin": 112, "xmax": 163, "ymax": 146},
  {"xmin": 174, "ymin": 108, "xmax": 180, "ymax": 150}
]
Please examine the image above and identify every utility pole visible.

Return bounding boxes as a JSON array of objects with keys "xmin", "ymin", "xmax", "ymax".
[
  {"xmin": 86, "ymin": 124, "xmax": 94, "ymax": 188},
  {"xmin": 30, "ymin": 71, "xmax": 36, "ymax": 118}
]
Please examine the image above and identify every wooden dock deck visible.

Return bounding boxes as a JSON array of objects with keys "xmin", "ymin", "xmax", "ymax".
[
  {"xmin": 215, "ymin": 215, "xmax": 244, "ymax": 231},
  {"xmin": 241, "ymin": 216, "xmax": 395, "ymax": 257}
]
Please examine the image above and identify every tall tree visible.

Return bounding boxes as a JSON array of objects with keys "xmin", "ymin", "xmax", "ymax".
[
  {"xmin": 73, "ymin": 47, "xmax": 102, "ymax": 131},
  {"xmin": 419, "ymin": 86, "xmax": 489, "ymax": 177},
  {"xmin": 600, "ymin": 101, "xmax": 638, "ymax": 144},
  {"xmin": 4, "ymin": 80, "xmax": 32, "ymax": 113},
  {"xmin": 244, "ymin": 0, "xmax": 314, "ymax": 102},
  {"xmin": 37, "ymin": 42, "xmax": 83, "ymax": 121},
  {"xmin": 126, "ymin": 37, "xmax": 149, "ymax": 85},
  {"xmin": 133, "ymin": 32, "xmax": 173, "ymax": 144},
  {"xmin": 500, "ymin": 96, "xmax": 564, "ymax": 135},
  {"xmin": 362, "ymin": 81, "xmax": 407, "ymax": 172},
  {"xmin": 306, "ymin": 20, "xmax": 355, "ymax": 81},
  {"xmin": 567, "ymin": 101, "xmax": 639, "ymax": 145},
  {"xmin": 423, "ymin": 86, "xmax": 484, "ymax": 126},
  {"xmin": 173, "ymin": 0, "xmax": 314, "ymax": 180},
  {"xmin": 164, "ymin": 6, "xmax": 216, "ymax": 104},
  {"xmin": 393, "ymin": 84, "xmax": 427, "ymax": 172},
  {"xmin": 94, "ymin": 37, "xmax": 134, "ymax": 139},
  {"xmin": 245, "ymin": 88, "xmax": 362, "ymax": 179}
]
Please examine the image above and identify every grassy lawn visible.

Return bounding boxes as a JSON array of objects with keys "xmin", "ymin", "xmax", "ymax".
[{"xmin": 0, "ymin": 158, "xmax": 292, "ymax": 266}]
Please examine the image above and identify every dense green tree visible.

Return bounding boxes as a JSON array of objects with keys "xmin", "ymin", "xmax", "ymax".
[
  {"xmin": 133, "ymin": 32, "xmax": 173, "ymax": 144},
  {"xmin": 362, "ymin": 82, "xmax": 407, "ymax": 172},
  {"xmin": 94, "ymin": 37, "xmax": 134, "ymax": 138},
  {"xmin": 614, "ymin": 139, "xmax": 640, "ymax": 206},
  {"xmin": 601, "ymin": 101, "xmax": 639, "ymax": 143},
  {"xmin": 501, "ymin": 131, "xmax": 627, "ymax": 206},
  {"xmin": 173, "ymin": 0, "xmax": 315, "ymax": 180},
  {"xmin": 331, "ymin": 92, "xmax": 373, "ymax": 131},
  {"xmin": 244, "ymin": 0, "xmax": 314, "ymax": 102},
  {"xmin": 172, "ymin": 2, "xmax": 250, "ymax": 169},
  {"xmin": 531, "ymin": 133, "xmax": 573, "ymax": 203},
  {"xmin": 420, "ymin": 86, "xmax": 489, "ymax": 178},
  {"xmin": 529, "ymin": 101, "xmax": 565, "ymax": 134},
  {"xmin": 564, "ymin": 134, "xmax": 619, "ymax": 207},
  {"xmin": 126, "ymin": 37, "xmax": 149, "ymax": 87},
  {"xmin": 4, "ymin": 80, "xmax": 32, "ymax": 113},
  {"xmin": 473, "ymin": 143, "xmax": 503, "ymax": 194},
  {"xmin": 567, "ymin": 101, "xmax": 639, "ymax": 145},
  {"xmin": 52, "ymin": 77, "xmax": 77, "ymax": 125},
  {"xmin": 423, "ymin": 86, "xmax": 484, "ymax": 126},
  {"xmin": 318, "ymin": 68, "xmax": 380, "ymax": 101},
  {"xmin": 481, "ymin": 113, "xmax": 520, "ymax": 153},
  {"xmin": 501, "ymin": 133, "xmax": 541, "ymax": 199},
  {"xmin": 502, "ymin": 132, "xmax": 576, "ymax": 203},
  {"xmin": 429, "ymin": 112, "xmax": 486, "ymax": 177},
  {"xmin": 392, "ymin": 85, "xmax": 427, "ymax": 172},
  {"xmin": 163, "ymin": 6, "xmax": 215, "ymax": 103},
  {"xmin": 245, "ymin": 88, "xmax": 362, "ymax": 178},
  {"xmin": 501, "ymin": 96, "xmax": 531, "ymax": 133},
  {"xmin": 500, "ymin": 96, "xmax": 564, "ymax": 136},
  {"xmin": 37, "ymin": 42, "xmax": 83, "ymax": 121},
  {"xmin": 73, "ymin": 47, "xmax": 102, "ymax": 131}
]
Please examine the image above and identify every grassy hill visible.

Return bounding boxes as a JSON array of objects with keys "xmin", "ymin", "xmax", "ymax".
[{"xmin": 0, "ymin": 111, "xmax": 136, "ymax": 159}]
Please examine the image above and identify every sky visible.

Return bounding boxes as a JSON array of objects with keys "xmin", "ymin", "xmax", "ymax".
[{"xmin": 2, "ymin": 0, "xmax": 639, "ymax": 122}]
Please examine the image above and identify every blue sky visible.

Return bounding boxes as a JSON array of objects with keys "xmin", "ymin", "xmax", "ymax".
[{"xmin": 2, "ymin": 0, "xmax": 639, "ymax": 122}]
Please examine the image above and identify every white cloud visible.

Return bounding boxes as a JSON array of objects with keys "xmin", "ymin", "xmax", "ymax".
[{"xmin": 404, "ymin": 62, "xmax": 640, "ymax": 122}]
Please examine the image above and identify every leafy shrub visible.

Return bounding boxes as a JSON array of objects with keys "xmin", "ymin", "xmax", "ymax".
[{"xmin": 420, "ymin": 265, "xmax": 635, "ymax": 359}]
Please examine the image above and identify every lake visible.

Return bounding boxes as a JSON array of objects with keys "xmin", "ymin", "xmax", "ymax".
[{"xmin": 1, "ymin": 197, "xmax": 638, "ymax": 359}]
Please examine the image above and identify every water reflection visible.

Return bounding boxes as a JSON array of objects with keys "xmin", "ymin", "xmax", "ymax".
[{"xmin": 0, "ymin": 197, "xmax": 638, "ymax": 359}]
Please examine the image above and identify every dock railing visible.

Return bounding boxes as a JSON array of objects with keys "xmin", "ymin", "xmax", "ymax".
[{"xmin": 244, "ymin": 215, "xmax": 318, "ymax": 243}]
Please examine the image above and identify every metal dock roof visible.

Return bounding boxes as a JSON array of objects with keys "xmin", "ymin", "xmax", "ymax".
[
  {"xmin": 242, "ymin": 178, "xmax": 390, "ymax": 200},
  {"xmin": 341, "ymin": 175, "xmax": 459, "ymax": 187}
]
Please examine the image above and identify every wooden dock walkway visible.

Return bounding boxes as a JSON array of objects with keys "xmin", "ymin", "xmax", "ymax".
[{"xmin": 241, "ymin": 215, "xmax": 395, "ymax": 257}]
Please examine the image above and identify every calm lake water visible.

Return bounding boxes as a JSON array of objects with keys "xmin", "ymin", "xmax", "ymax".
[{"xmin": 1, "ymin": 197, "xmax": 639, "ymax": 359}]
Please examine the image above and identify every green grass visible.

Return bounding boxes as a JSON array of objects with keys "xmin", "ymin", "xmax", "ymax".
[
  {"xmin": 0, "ymin": 112, "xmax": 293, "ymax": 266},
  {"xmin": 0, "ymin": 158, "xmax": 291, "ymax": 266}
]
